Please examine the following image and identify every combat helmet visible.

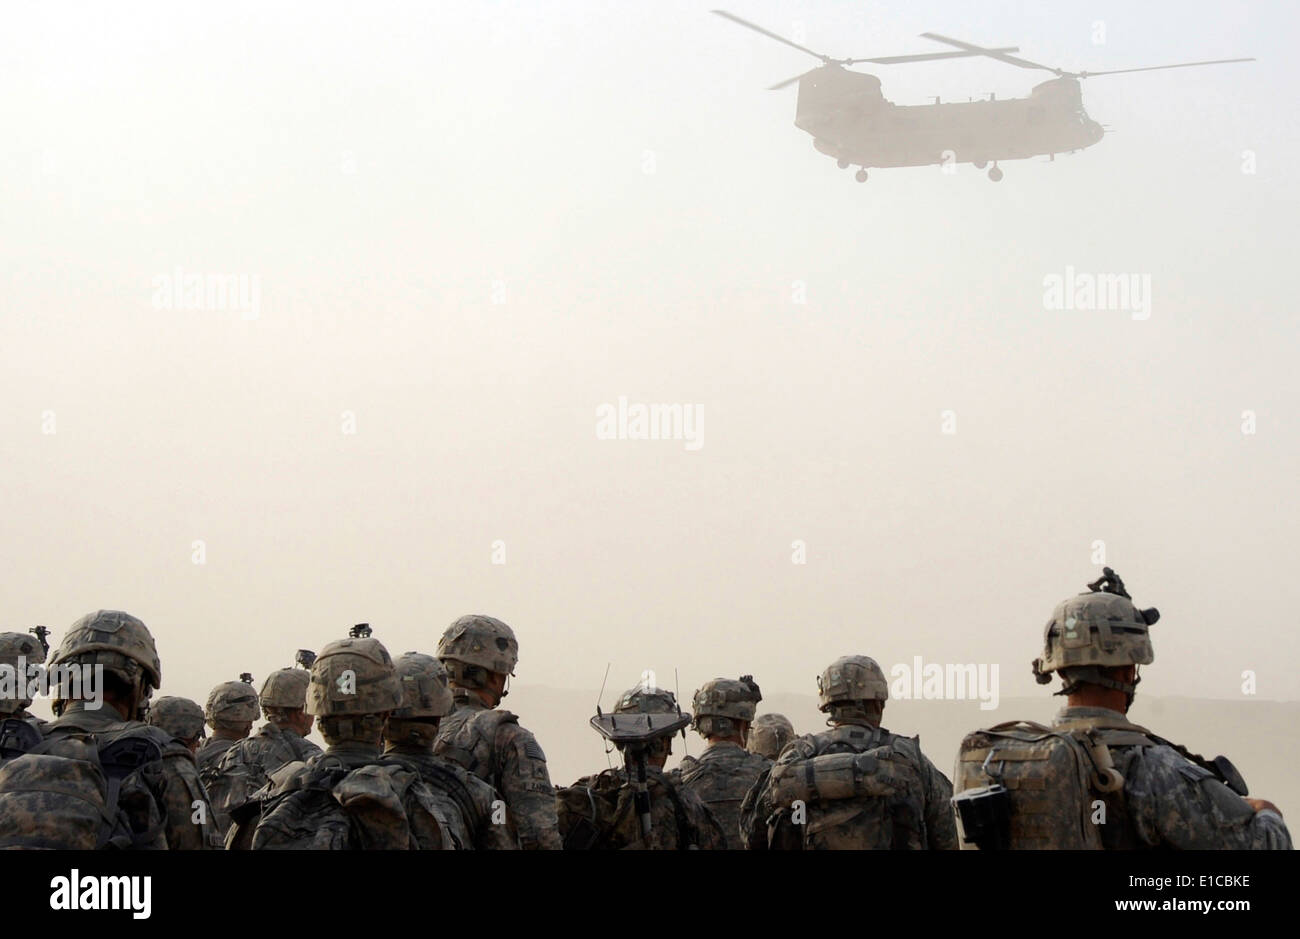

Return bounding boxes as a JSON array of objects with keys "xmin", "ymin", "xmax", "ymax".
[
  {"xmin": 691, "ymin": 676, "xmax": 762, "ymax": 739},
  {"xmin": 205, "ymin": 676, "xmax": 260, "ymax": 725},
  {"xmin": 260, "ymin": 667, "xmax": 311, "ymax": 711},
  {"xmin": 391, "ymin": 652, "xmax": 454, "ymax": 719},
  {"xmin": 0, "ymin": 631, "xmax": 47, "ymax": 714},
  {"xmin": 437, "ymin": 614, "xmax": 518, "ymax": 676},
  {"xmin": 49, "ymin": 611, "xmax": 162, "ymax": 715},
  {"xmin": 817, "ymin": 655, "xmax": 889, "ymax": 711},
  {"xmin": 747, "ymin": 713, "xmax": 795, "ymax": 760},
  {"xmin": 306, "ymin": 636, "xmax": 403, "ymax": 717},
  {"xmin": 146, "ymin": 695, "xmax": 206, "ymax": 742},
  {"xmin": 614, "ymin": 684, "xmax": 680, "ymax": 715},
  {"xmin": 1032, "ymin": 567, "xmax": 1159, "ymax": 701}
]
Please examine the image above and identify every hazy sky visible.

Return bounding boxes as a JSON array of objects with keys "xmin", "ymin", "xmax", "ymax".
[{"xmin": 2, "ymin": 1, "xmax": 1296, "ymax": 716}]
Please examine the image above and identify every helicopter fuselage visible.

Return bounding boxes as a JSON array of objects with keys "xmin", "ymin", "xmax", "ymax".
[{"xmin": 796, "ymin": 66, "xmax": 1104, "ymax": 169}]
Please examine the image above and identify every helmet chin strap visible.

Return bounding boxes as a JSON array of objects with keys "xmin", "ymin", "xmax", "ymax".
[{"xmin": 1058, "ymin": 666, "xmax": 1140, "ymax": 707}]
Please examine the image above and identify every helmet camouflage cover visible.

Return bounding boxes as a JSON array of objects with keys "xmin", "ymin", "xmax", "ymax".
[
  {"xmin": 146, "ymin": 695, "xmax": 206, "ymax": 741},
  {"xmin": 747, "ymin": 713, "xmax": 796, "ymax": 759},
  {"xmin": 614, "ymin": 684, "xmax": 680, "ymax": 715},
  {"xmin": 436, "ymin": 614, "xmax": 518, "ymax": 676},
  {"xmin": 1032, "ymin": 567, "xmax": 1159, "ymax": 683},
  {"xmin": 50, "ymin": 610, "xmax": 162, "ymax": 691},
  {"xmin": 0, "ymin": 632, "xmax": 47, "ymax": 713},
  {"xmin": 306, "ymin": 636, "xmax": 403, "ymax": 717},
  {"xmin": 817, "ymin": 655, "xmax": 889, "ymax": 711},
  {"xmin": 391, "ymin": 652, "xmax": 454, "ymax": 719},
  {"xmin": 205, "ymin": 678, "xmax": 260, "ymax": 724},
  {"xmin": 259, "ymin": 667, "xmax": 311, "ymax": 710},
  {"xmin": 691, "ymin": 676, "xmax": 761, "ymax": 737},
  {"xmin": 692, "ymin": 677, "xmax": 761, "ymax": 722}
]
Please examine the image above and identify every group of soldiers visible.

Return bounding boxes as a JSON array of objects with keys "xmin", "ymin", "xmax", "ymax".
[{"xmin": 0, "ymin": 568, "xmax": 1290, "ymax": 850}]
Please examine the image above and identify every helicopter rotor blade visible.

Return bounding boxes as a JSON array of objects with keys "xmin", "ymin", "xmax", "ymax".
[
  {"xmin": 1077, "ymin": 57, "xmax": 1255, "ymax": 78},
  {"xmin": 767, "ymin": 47, "xmax": 1024, "ymax": 88},
  {"xmin": 768, "ymin": 69, "xmax": 818, "ymax": 91},
  {"xmin": 713, "ymin": 10, "xmax": 831, "ymax": 63},
  {"xmin": 846, "ymin": 47, "xmax": 1020, "ymax": 66},
  {"xmin": 920, "ymin": 33, "xmax": 1060, "ymax": 73}
]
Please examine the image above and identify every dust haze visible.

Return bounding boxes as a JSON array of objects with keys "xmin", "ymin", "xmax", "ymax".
[{"xmin": 2, "ymin": 2, "xmax": 1296, "ymax": 813}]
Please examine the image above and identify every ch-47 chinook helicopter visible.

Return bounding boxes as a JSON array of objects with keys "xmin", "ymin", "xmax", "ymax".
[{"xmin": 714, "ymin": 10, "xmax": 1254, "ymax": 182}]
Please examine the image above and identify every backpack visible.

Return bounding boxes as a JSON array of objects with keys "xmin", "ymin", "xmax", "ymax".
[
  {"xmin": 952, "ymin": 719, "xmax": 1133, "ymax": 850},
  {"xmin": 251, "ymin": 761, "xmax": 448, "ymax": 850},
  {"xmin": 764, "ymin": 726, "xmax": 928, "ymax": 850},
  {"xmin": 556, "ymin": 769, "xmax": 695, "ymax": 850},
  {"xmin": 0, "ymin": 718, "xmax": 164, "ymax": 850}
]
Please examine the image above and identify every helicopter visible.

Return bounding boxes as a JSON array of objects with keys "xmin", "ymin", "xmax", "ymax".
[{"xmin": 714, "ymin": 10, "xmax": 1254, "ymax": 182}]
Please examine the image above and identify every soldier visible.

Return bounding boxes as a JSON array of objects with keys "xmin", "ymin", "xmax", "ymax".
[
  {"xmin": 382, "ymin": 652, "xmax": 515, "ymax": 849},
  {"xmin": 671, "ymin": 676, "xmax": 770, "ymax": 849},
  {"xmin": 0, "ymin": 610, "xmax": 217, "ymax": 849},
  {"xmin": 432, "ymin": 614, "xmax": 561, "ymax": 850},
  {"xmin": 747, "ymin": 713, "xmax": 795, "ymax": 760},
  {"xmin": 235, "ymin": 634, "xmax": 451, "ymax": 850},
  {"xmin": 0, "ymin": 630, "xmax": 50, "ymax": 730},
  {"xmin": 196, "ymin": 675, "xmax": 259, "ymax": 774},
  {"xmin": 145, "ymin": 696, "xmax": 206, "ymax": 753},
  {"xmin": 952, "ymin": 568, "xmax": 1291, "ymax": 850},
  {"xmin": 741, "ymin": 655, "xmax": 957, "ymax": 850},
  {"xmin": 557, "ymin": 684, "xmax": 727, "ymax": 850},
  {"xmin": 207, "ymin": 663, "xmax": 322, "ymax": 833}
]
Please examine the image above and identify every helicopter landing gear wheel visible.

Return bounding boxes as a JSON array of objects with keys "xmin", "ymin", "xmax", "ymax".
[
  {"xmin": 973, "ymin": 160, "xmax": 988, "ymax": 170},
  {"xmin": 855, "ymin": 168, "xmax": 868, "ymax": 182},
  {"xmin": 837, "ymin": 159, "xmax": 850, "ymax": 169},
  {"xmin": 988, "ymin": 165, "xmax": 1003, "ymax": 182}
]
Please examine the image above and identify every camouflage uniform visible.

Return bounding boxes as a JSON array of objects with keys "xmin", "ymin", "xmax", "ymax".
[
  {"xmin": 670, "ymin": 677, "xmax": 770, "ymax": 849},
  {"xmin": 43, "ymin": 704, "xmax": 219, "ymax": 850},
  {"xmin": 567, "ymin": 765, "xmax": 728, "ymax": 850},
  {"xmin": 434, "ymin": 694, "xmax": 561, "ymax": 849},
  {"xmin": 250, "ymin": 744, "xmax": 449, "ymax": 850},
  {"xmin": 1051, "ymin": 706, "xmax": 1290, "ymax": 850},
  {"xmin": 210, "ymin": 720, "xmax": 321, "ymax": 827},
  {"xmin": 432, "ymin": 615, "xmax": 561, "ymax": 849},
  {"xmin": 741, "ymin": 656, "xmax": 957, "ymax": 850},
  {"xmin": 558, "ymin": 684, "xmax": 727, "ymax": 850},
  {"xmin": 196, "ymin": 735, "xmax": 240, "ymax": 773},
  {"xmin": 671, "ymin": 743, "xmax": 769, "ymax": 849},
  {"xmin": 383, "ymin": 748, "xmax": 515, "ymax": 849},
  {"xmin": 0, "ymin": 611, "xmax": 218, "ymax": 849},
  {"xmin": 208, "ymin": 665, "xmax": 321, "ymax": 827},
  {"xmin": 743, "ymin": 719, "xmax": 957, "ymax": 850},
  {"xmin": 197, "ymin": 676, "xmax": 261, "ymax": 830},
  {"xmin": 240, "ymin": 636, "xmax": 452, "ymax": 851},
  {"xmin": 382, "ymin": 651, "xmax": 514, "ymax": 849},
  {"xmin": 953, "ymin": 569, "xmax": 1291, "ymax": 851}
]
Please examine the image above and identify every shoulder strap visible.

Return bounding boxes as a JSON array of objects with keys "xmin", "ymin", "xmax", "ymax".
[{"xmin": 96, "ymin": 733, "xmax": 166, "ymax": 849}]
